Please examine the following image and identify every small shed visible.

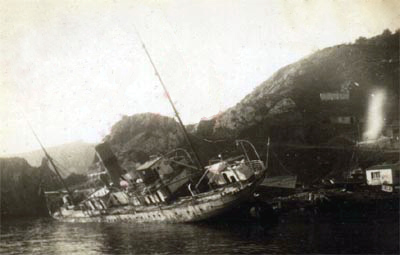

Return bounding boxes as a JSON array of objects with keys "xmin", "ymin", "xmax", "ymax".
[{"xmin": 365, "ymin": 163, "xmax": 400, "ymax": 187}]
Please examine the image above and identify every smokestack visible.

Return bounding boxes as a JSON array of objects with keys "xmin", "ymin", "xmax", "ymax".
[{"xmin": 95, "ymin": 142, "xmax": 125, "ymax": 187}]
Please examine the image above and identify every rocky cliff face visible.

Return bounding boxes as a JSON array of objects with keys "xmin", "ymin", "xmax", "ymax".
[{"xmin": 104, "ymin": 113, "xmax": 186, "ymax": 170}]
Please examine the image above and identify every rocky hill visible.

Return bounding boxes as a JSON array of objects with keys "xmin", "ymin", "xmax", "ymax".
[
  {"xmin": 190, "ymin": 29, "xmax": 399, "ymax": 181},
  {"xmin": 198, "ymin": 29, "xmax": 399, "ymax": 143},
  {"xmin": 105, "ymin": 30, "xmax": 399, "ymax": 182}
]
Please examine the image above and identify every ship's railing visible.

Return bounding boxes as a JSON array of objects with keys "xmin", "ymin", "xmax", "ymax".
[
  {"xmin": 235, "ymin": 140, "xmax": 262, "ymax": 162},
  {"xmin": 193, "ymin": 140, "xmax": 266, "ymax": 192}
]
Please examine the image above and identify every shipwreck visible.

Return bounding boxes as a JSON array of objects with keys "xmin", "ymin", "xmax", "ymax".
[{"xmin": 39, "ymin": 23, "xmax": 271, "ymax": 224}]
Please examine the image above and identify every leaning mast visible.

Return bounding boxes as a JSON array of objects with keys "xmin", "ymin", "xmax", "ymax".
[
  {"xmin": 28, "ymin": 123, "xmax": 75, "ymax": 204},
  {"xmin": 133, "ymin": 26, "xmax": 204, "ymax": 170}
]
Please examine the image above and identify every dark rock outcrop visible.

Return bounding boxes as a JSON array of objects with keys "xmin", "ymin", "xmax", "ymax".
[
  {"xmin": 0, "ymin": 158, "xmax": 59, "ymax": 216},
  {"xmin": 103, "ymin": 113, "xmax": 186, "ymax": 170},
  {"xmin": 0, "ymin": 157, "xmax": 88, "ymax": 217}
]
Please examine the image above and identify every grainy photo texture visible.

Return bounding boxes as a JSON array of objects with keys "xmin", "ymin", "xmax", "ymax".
[{"xmin": 1, "ymin": 0, "xmax": 399, "ymax": 254}]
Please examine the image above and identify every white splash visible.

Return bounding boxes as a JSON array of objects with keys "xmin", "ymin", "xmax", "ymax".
[{"xmin": 363, "ymin": 90, "xmax": 386, "ymax": 141}]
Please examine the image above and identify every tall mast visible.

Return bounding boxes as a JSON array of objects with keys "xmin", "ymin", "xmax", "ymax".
[
  {"xmin": 28, "ymin": 122, "xmax": 75, "ymax": 204},
  {"xmin": 133, "ymin": 25, "xmax": 204, "ymax": 170}
]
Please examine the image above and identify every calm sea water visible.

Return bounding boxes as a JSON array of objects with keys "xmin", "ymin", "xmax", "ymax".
[{"xmin": 1, "ymin": 212, "xmax": 399, "ymax": 254}]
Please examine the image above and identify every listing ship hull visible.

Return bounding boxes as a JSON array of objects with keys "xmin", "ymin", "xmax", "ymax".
[
  {"xmin": 47, "ymin": 140, "xmax": 269, "ymax": 224},
  {"xmin": 53, "ymin": 180, "xmax": 261, "ymax": 223}
]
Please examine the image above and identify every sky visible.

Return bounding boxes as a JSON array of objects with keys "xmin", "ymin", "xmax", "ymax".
[{"xmin": 1, "ymin": 0, "xmax": 399, "ymax": 155}]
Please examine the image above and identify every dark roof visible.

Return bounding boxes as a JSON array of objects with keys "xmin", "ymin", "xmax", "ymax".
[{"xmin": 366, "ymin": 162, "xmax": 400, "ymax": 171}]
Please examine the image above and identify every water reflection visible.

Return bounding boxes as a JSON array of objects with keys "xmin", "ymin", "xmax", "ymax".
[
  {"xmin": 1, "ymin": 212, "xmax": 399, "ymax": 254},
  {"xmin": 98, "ymin": 221, "xmax": 274, "ymax": 254}
]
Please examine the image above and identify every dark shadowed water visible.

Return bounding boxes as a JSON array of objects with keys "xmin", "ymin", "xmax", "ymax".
[{"xmin": 1, "ymin": 212, "xmax": 399, "ymax": 254}]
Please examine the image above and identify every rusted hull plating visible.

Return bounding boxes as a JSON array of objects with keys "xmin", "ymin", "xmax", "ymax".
[{"xmin": 54, "ymin": 182, "xmax": 258, "ymax": 224}]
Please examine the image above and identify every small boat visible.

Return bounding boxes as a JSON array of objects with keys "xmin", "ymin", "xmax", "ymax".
[{"xmin": 45, "ymin": 140, "xmax": 268, "ymax": 223}]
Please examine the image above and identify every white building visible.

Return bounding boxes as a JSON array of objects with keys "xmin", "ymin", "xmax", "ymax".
[{"xmin": 365, "ymin": 163, "xmax": 399, "ymax": 192}]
